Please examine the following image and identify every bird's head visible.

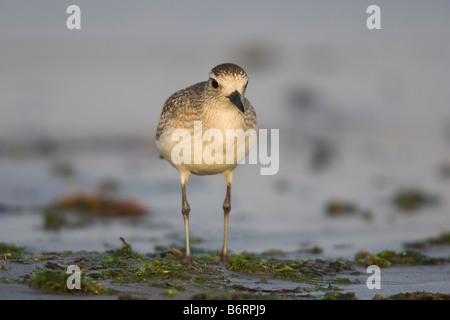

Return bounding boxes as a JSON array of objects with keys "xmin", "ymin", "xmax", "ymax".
[{"xmin": 207, "ymin": 63, "xmax": 248, "ymax": 113}]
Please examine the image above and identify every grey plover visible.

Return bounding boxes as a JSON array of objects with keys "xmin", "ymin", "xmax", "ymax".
[{"xmin": 156, "ymin": 63, "xmax": 257, "ymax": 264}]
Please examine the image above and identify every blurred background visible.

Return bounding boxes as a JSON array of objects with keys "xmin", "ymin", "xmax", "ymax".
[{"xmin": 0, "ymin": 0, "xmax": 449, "ymax": 258}]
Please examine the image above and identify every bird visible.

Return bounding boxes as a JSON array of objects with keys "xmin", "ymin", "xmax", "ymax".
[{"xmin": 155, "ymin": 63, "xmax": 257, "ymax": 265}]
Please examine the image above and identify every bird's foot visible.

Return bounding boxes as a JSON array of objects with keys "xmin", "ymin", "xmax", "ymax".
[
  {"xmin": 214, "ymin": 253, "xmax": 230, "ymax": 265},
  {"xmin": 181, "ymin": 255, "xmax": 198, "ymax": 267}
]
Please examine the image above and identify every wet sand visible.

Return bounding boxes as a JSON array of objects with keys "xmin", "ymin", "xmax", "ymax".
[
  {"xmin": 1, "ymin": 143, "xmax": 450, "ymax": 300},
  {"xmin": 1, "ymin": 243, "xmax": 450, "ymax": 300},
  {"xmin": 1, "ymin": 1, "xmax": 449, "ymax": 300}
]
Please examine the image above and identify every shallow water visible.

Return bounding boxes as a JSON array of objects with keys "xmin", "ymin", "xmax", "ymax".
[
  {"xmin": 0, "ymin": 1, "xmax": 449, "ymax": 262},
  {"xmin": 0, "ymin": 125, "xmax": 449, "ymax": 261}
]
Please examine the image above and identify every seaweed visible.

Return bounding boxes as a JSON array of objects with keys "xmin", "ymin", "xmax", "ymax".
[
  {"xmin": 323, "ymin": 292, "xmax": 357, "ymax": 300},
  {"xmin": 227, "ymin": 254, "xmax": 270, "ymax": 274},
  {"xmin": 354, "ymin": 249, "xmax": 445, "ymax": 267},
  {"xmin": 226, "ymin": 254, "xmax": 351, "ymax": 284},
  {"xmin": 29, "ymin": 270, "xmax": 116, "ymax": 295},
  {"xmin": 392, "ymin": 188, "xmax": 439, "ymax": 212},
  {"xmin": 0, "ymin": 243, "xmax": 29, "ymax": 260},
  {"xmin": 135, "ymin": 260, "xmax": 186, "ymax": 279},
  {"xmin": 404, "ymin": 231, "xmax": 450, "ymax": 249},
  {"xmin": 324, "ymin": 200, "xmax": 373, "ymax": 220},
  {"xmin": 297, "ymin": 246, "xmax": 324, "ymax": 255},
  {"xmin": 325, "ymin": 200, "xmax": 357, "ymax": 216},
  {"xmin": 5, "ymin": 241, "xmax": 450, "ymax": 300},
  {"xmin": 373, "ymin": 291, "xmax": 450, "ymax": 300},
  {"xmin": 43, "ymin": 209, "xmax": 69, "ymax": 230},
  {"xmin": 49, "ymin": 192, "xmax": 148, "ymax": 218}
]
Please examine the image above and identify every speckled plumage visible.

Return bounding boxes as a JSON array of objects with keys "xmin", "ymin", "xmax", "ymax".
[
  {"xmin": 156, "ymin": 63, "xmax": 257, "ymax": 172},
  {"xmin": 211, "ymin": 62, "xmax": 248, "ymax": 79},
  {"xmin": 155, "ymin": 82, "xmax": 204, "ymax": 141},
  {"xmin": 155, "ymin": 63, "xmax": 257, "ymax": 264}
]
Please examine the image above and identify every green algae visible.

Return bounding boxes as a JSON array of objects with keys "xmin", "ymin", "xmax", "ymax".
[
  {"xmin": 98, "ymin": 269, "xmax": 129, "ymax": 279},
  {"xmin": 323, "ymin": 292, "xmax": 357, "ymax": 300},
  {"xmin": 354, "ymin": 250, "xmax": 445, "ymax": 267},
  {"xmin": 405, "ymin": 231, "xmax": 450, "ymax": 249},
  {"xmin": 300, "ymin": 246, "xmax": 324, "ymax": 255},
  {"xmin": 0, "ymin": 277, "xmax": 12, "ymax": 284},
  {"xmin": 373, "ymin": 291, "xmax": 450, "ymax": 300},
  {"xmin": 225, "ymin": 253, "xmax": 322, "ymax": 282},
  {"xmin": 225, "ymin": 253, "xmax": 358, "ymax": 286},
  {"xmin": 392, "ymin": 188, "xmax": 439, "ymax": 212},
  {"xmin": 43, "ymin": 209, "xmax": 68, "ymax": 230},
  {"xmin": 325, "ymin": 200, "xmax": 357, "ymax": 216},
  {"xmin": 5, "ymin": 241, "xmax": 450, "ymax": 300},
  {"xmin": 227, "ymin": 254, "xmax": 270, "ymax": 274},
  {"xmin": 0, "ymin": 243, "xmax": 29, "ymax": 260},
  {"xmin": 324, "ymin": 200, "xmax": 373, "ymax": 221},
  {"xmin": 192, "ymin": 291, "xmax": 289, "ymax": 300},
  {"xmin": 29, "ymin": 270, "xmax": 116, "ymax": 295},
  {"xmin": 163, "ymin": 288, "xmax": 179, "ymax": 297},
  {"xmin": 136, "ymin": 260, "xmax": 186, "ymax": 278},
  {"xmin": 101, "ymin": 256, "xmax": 128, "ymax": 268}
]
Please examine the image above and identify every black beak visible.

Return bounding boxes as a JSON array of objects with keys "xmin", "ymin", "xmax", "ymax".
[{"xmin": 228, "ymin": 91, "xmax": 245, "ymax": 113}]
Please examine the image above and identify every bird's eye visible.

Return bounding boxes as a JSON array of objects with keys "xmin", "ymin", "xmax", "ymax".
[{"xmin": 211, "ymin": 79, "xmax": 219, "ymax": 89}]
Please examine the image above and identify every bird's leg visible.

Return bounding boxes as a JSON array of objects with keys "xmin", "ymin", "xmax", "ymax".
[
  {"xmin": 220, "ymin": 171, "xmax": 233, "ymax": 263},
  {"xmin": 221, "ymin": 183, "xmax": 231, "ymax": 262},
  {"xmin": 180, "ymin": 173, "xmax": 196, "ymax": 265}
]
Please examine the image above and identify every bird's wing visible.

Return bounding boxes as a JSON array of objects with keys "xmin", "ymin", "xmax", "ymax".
[{"xmin": 155, "ymin": 82, "xmax": 205, "ymax": 141}]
